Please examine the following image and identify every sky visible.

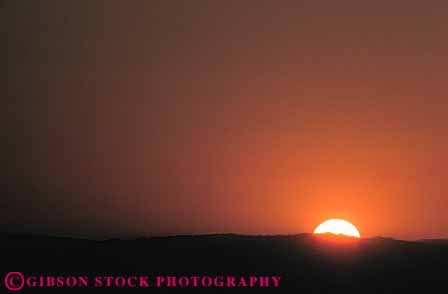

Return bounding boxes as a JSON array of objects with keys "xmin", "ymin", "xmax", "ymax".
[{"xmin": 2, "ymin": 1, "xmax": 448, "ymax": 240}]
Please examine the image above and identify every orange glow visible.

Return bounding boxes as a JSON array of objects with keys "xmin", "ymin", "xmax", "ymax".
[{"xmin": 314, "ymin": 219, "xmax": 361, "ymax": 238}]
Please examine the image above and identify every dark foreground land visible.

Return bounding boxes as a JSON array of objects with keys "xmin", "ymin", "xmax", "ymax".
[{"xmin": 1, "ymin": 233, "xmax": 447, "ymax": 293}]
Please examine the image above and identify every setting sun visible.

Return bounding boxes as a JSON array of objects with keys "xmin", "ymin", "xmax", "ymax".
[{"xmin": 314, "ymin": 219, "xmax": 361, "ymax": 238}]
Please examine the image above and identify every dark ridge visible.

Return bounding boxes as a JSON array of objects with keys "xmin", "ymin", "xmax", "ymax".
[
  {"xmin": 417, "ymin": 239, "xmax": 448, "ymax": 245},
  {"xmin": 0, "ymin": 232, "xmax": 447, "ymax": 293}
]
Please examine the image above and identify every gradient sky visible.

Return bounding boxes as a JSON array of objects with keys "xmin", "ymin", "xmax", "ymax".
[{"xmin": 2, "ymin": 1, "xmax": 448, "ymax": 239}]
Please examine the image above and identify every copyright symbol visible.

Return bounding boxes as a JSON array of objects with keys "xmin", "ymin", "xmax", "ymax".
[{"xmin": 4, "ymin": 272, "xmax": 24, "ymax": 291}]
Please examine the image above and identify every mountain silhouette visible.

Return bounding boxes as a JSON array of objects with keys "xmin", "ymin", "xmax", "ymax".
[{"xmin": 1, "ymin": 232, "xmax": 447, "ymax": 293}]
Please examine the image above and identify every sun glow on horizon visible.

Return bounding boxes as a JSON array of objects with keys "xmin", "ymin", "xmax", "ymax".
[{"xmin": 314, "ymin": 219, "xmax": 361, "ymax": 238}]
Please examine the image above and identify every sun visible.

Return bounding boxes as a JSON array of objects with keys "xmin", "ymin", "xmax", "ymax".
[{"xmin": 313, "ymin": 218, "xmax": 361, "ymax": 238}]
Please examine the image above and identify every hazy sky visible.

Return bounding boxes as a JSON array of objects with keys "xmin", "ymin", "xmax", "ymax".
[{"xmin": 2, "ymin": 1, "xmax": 448, "ymax": 239}]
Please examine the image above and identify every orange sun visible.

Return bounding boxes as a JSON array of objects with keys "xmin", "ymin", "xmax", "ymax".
[{"xmin": 313, "ymin": 218, "xmax": 361, "ymax": 238}]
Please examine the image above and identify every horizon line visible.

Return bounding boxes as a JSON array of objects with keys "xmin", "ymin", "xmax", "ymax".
[{"xmin": 1, "ymin": 230, "xmax": 447, "ymax": 243}]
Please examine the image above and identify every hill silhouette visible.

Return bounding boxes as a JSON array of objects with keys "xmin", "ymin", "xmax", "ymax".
[{"xmin": 0, "ymin": 232, "xmax": 447, "ymax": 293}]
